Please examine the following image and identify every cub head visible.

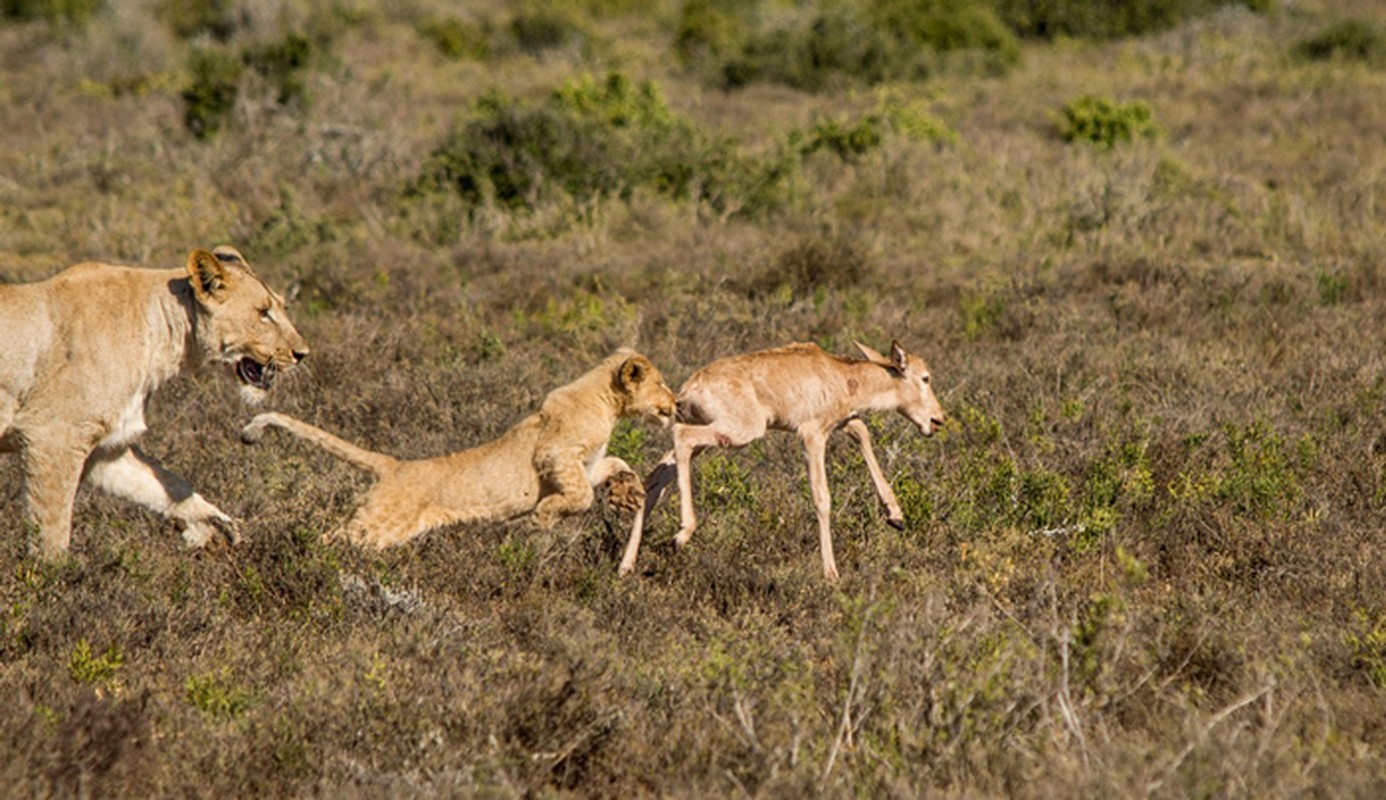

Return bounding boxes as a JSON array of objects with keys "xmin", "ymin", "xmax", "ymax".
[
  {"xmin": 854, "ymin": 339, "xmax": 946, "ymax": 436},
  {"xmin": 186, "ymin": 246, "xmax": 309, "ymax": 404},
  {"xmin": 613, "ymin": 352, "xmax": 677, "ymax": 428}
]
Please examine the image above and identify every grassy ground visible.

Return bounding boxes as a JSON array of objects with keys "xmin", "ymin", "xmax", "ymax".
[{"xmin": 2, "ymin": 0, "xmax": 1385, "ymax": 796}]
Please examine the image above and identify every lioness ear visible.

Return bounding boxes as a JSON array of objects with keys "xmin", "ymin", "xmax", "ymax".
[
  {"xmin": 618, "ymin": 356, "xmax": 648, "ymax": 391},
  {"xmin": 211, "ymin": 244, "xmax": 246, "ymax": 266},
  {"xmin": 890, "ymin": 340, "xmax": 909, "ymax": 372},
  {"xmin": 854, "ymin": 340, "xmax": 889, "ymax": 365},
  {"xmin": 186, "ymin": 248, "xmax": 232, "ymax": 302}
]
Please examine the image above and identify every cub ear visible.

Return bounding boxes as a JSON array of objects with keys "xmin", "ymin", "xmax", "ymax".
[
  {"xmin": 853, "ymin": 340, "xmax": 889, "ymax": 366},
  {"xmin": 186, "ymin": 248, "xmax": 232, "ymax": 302},
  {"xmin": 617, "ymin": 356, "xmax": 650, "ymax": 392},
  {"xmin": 890, "ymin": 340, "xmax": 909, "ymax": 372}
]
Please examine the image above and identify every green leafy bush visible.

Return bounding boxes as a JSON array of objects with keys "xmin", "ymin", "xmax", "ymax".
[
  {"xmin": 722, "ymin": 9, "xmax": 911, "ymax": 90},
  {"xmin": 1295, "ymin": 19, "xmax": 1386, "ymax": 65},
  {"xmin": 796, "ymin": 100, "xmax": 956, "ymax": 160},
  {"xmin": 682, "ymin": 0, "xmax": 1021, "ymax": 91},
  {"xmin": 186, "ymin": 668, "xmax": 257, "ymax": 720},
  {"xmin": 1, "ymin": 0, "xmax": 102, "ymax": 24},
  {"xmin": 157, "ymin": 0, "xmax": 239, "ymax": 41},
  {"xmin": 869, "ymin": 0, "xmax": 1021, "ymax": 73},
  {"xmin": 675, "ymin": 0, "xmax": 748, "ymax": 67},
  {"xmin": 419, "ymin": 15, "xmax": 490, "ymax": 61},
  {"xmin": 510, "ymin": 5, "xmax": 584, "ymax": 53},
  {"xmin": 68, "ymin": 640, "xmax": 123, "ymax": 686},
  {"xmin": 410, "ymin": 72, "xmax": 799, "ymax": 219},
  {"xmin": 1058, "ymin": 95, "xmax": 1159, "ymax": 149},
  {"xmin": 992, "ymin": 0, "xmax": 1241, "ymax": 40},
  {"xmin": 243, "ymin": 32, "xmax": 315, "ymax": 108},
  {"xmin": 182, "ymin": 33, "xmax": 321, "ymax": 138},
  {"xmin": 182, "ymin": 48, "xmax": 243, "ymax": 139}
]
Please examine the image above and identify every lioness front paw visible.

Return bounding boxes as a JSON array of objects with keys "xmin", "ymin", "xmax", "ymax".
[
  {"xmin": 603, "ymin": 470, "xmax": 646, "ymax": 514},
  {"xmin": 182, "ymin": 515, "xmax": 243, "ymax": 548}
]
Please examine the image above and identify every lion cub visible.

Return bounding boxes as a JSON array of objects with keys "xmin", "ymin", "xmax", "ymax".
[{"xmin": 242, "ymin": 349, "xmax": 675, "ymax": 547}]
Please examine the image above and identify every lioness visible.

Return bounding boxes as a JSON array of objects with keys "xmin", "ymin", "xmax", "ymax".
[
  {"xmin": 241, "ymin": 349, "xmax": 676, "ymax": 548},
  {"xmin": 0, "ymin": 246, "xmax": 308, "ymax": 556}
]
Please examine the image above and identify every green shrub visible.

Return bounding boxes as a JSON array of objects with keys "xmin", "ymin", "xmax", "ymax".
[
  {"xmin": 685, "ymin": 0, "xmax": 1019, "ymax": 91},
  {"xmin": 68, "ymin": 639, "xmax": 123, "ymax": 686},
  {"xmin": 246, "ymin": 31, "xmax": 318, "ymax": 108},
  {"xmin": 796, "ymin": 99, "xmax": 956, "ymax": 161},
  {"xmin": 419, "ymin": 15, "xmax": 491, "ymax": 61},
  {"xmin": 1347, "ymin": 610, "xmax": 1386, "ymax": 688},
  {"xmin": 181, "ymin": 33, "xmax": 320, "ymax": 139},
  {"xmin": 722, "ymin": 9, "xmax": 911, "ymax": 90},
  {"xmin": 186, "ymin": 668, "xmax": 257, "ymax": 720},
  {"xmin": 869, "ymin": 0, "xmax": 1021, "ymax": 73},
  {"xmin": 182, "ymin": 48, "xmax": 243, "ymax": 139},
  {"xmin": 743, "ymin": 233, "xmax": 874, "ymax": 299},
  {"xmin": 410, "ymin": 72, "xmax": 800, "ymax": 220},
  {"xmin": 157, "ymin": 0, "xmax": 239, "ymax": 41},
  {"xmin": 992, "ymin": 0, "xmax": 1267, "ymax": 40},
  {"xmin": 243, "ymin": 32, "xmax": 315, "ymax": 108},
  {"xmin": 1295, "ymin": 19, "xmax": 1386, "ymax": 65},
  {"xmin": 510, "ymin": 6, "xmax": 583, "ymax": 53},
  {"xmin": 675, "ymin": 0, "xmax": 748, "ymax": 67},
  {"xmin": 1058, "ymin": 95, "xmax": 1159, "ymax": 149},
  {"xmin": 0, "ymin": 0, "xmax": 101, "ymax": 24}
]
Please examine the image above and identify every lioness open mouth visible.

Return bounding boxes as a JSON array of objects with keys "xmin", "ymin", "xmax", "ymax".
[{"xmin": 235, "ymin": 357, "xmax": 276, "ymax": 391}]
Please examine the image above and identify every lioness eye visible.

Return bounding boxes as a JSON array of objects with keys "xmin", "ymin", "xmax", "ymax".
[{"xmin": 259, "ymin": 308, "xmax": 273, "ymax": 322}]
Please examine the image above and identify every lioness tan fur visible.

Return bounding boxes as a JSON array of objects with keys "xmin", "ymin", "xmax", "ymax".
[
  {"xmin": 0, "ymin": 246, "xmax": 309, "ymax": 556},
  {"xmin": 620, "ymin": 340, "xmax": 945, "ymax": 582},
  {"xmin": 241, "ymin": 349, "xmax": 676, "ymax": 548}
]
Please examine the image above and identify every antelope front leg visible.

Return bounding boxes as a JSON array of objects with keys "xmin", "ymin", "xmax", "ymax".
[
  {"xmin": 800, "ymin": 429, "xmax": 839, "ymax": 582},
  {"xmin": 842, "ymin": 418, "xmax": 905, "ymax": 529},
  {"xmin": 619, "ymin": 450, "xmax": 676, "ymax": 576},
  {"xmin": 82, "ymin": 446, "xmax": 240, "ymax": 547}
]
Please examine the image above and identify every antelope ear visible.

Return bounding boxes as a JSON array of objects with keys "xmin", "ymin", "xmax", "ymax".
[
  {"xmin": 186, "ymin": 248, "xmax": 232, "ymax": 302},
  {"xmin": 853, "ymin": 340, "xmax": 890, "ymax": 366},
  {"xmin": 618, "ymin": 356, "xmax": 650, "ymax": 391},
  {"xmin": 890, "ymin": 340, "xmax": 909, "ymax": 372}
]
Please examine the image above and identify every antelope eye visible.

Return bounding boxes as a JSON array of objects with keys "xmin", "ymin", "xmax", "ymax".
[{"xmin": 921, "ymin": 375, "xmax": 930, "ymax": 384}]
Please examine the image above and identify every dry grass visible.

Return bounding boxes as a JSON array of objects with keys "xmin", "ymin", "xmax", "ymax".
[{"xmin": 2, "ymin": 1, "xmax": 1385, "ymax": 796}]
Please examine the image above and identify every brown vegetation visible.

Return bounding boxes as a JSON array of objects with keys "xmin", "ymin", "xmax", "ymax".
[{"xmin": 1, "ymin": 0, "xmax": 1384, "ymax": 796}]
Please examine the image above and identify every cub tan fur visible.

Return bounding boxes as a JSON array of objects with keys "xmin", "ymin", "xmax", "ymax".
[
  {"xmin": 0, "ymin": 246, "xmax": 308, "ymax": 556},
  {"xmin": 241, "ymin": 349, "xmax": 676, "ymax": 548}
]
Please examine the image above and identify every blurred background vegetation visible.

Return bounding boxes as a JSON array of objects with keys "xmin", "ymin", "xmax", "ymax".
[{"xmin": 1, "ymin": 0, "xmax": 1385, "ymax": 796}]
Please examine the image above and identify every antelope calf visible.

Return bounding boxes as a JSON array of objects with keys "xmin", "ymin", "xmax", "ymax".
[{"xmin": 619, "ymin": 340, "xmax": 945, "ymax": 581}]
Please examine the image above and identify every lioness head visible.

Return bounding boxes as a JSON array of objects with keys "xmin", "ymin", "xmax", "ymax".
[
  {"xmin": 614, "ymin": 353, "xmax": 677, "ymax": 428},
  {"xmin": 186, "ymin": 246, "xmax": 309, "ymax": 404}
]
